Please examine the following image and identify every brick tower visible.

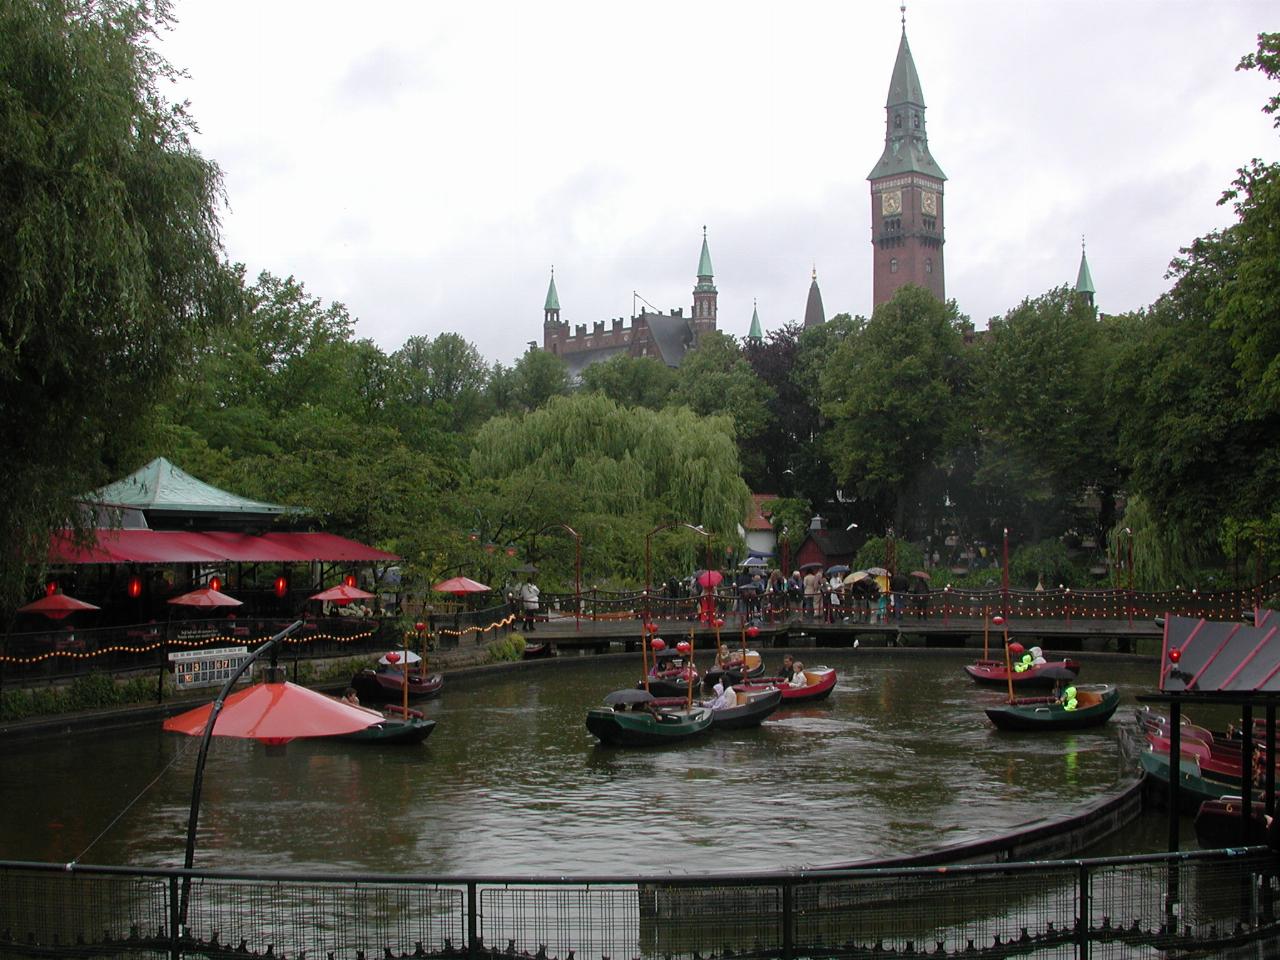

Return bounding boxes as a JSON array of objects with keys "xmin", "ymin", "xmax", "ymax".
[
  {"xmin": 691, "ymin": 226, "xmax": 718, "ymax": 341},
  {"xmin": 868, "ymin": 12, "xmax": 946, "ymax": 307}
]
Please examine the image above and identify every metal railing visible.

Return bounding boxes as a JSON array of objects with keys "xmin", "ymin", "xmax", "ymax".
[{"xmin": 1, "ymin": 847, "xmax": 1278, "ymax": 960}]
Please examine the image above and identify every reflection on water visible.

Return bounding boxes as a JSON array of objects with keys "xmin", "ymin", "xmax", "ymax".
[{"xmin": 0, "ymin": 653, "xmax": 1160, "ymax": 874}]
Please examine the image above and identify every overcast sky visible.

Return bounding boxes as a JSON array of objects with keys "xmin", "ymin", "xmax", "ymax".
[{"xmin": 158, "ymin": 1, "xmax": 1276, "ymax": 367}]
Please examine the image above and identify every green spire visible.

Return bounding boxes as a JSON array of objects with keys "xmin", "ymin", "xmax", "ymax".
[
  {"xmin": 697, "ymin": 225, "xmax": 714, "ymax": 279},
  {"xmin": 544, "ymin": 267, "xmax": 560, "ymax": 312},
  {"xmin": 748, "ymin": 300, "xmax": 763, "ymax": 340},
  {"xmin": 867, "ymin": 26, "xmax": 946, "ymax": 181},
  {"xmin": 1075, "ymin": 240, "xmax": 1095, "ymax": 296}
]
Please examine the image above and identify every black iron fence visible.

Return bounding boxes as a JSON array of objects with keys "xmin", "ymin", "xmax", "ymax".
[{"xmin": 1, "ymin": 848, "xmax": 1278, "ymax": 960}]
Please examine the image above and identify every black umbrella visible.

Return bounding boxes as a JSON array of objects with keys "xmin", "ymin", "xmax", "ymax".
[
  {"xmin": 512, "ymin": 563, "xmax": 539, "ymax": 575},
  {"xmin": 1035, "ymin": 665, "xmax": 1079, "ymax": 682}
]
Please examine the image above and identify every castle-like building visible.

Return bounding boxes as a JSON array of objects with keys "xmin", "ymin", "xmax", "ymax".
[{"xmin": 539, "ymin": 16, "xmax": 1093, "ymax": 373}]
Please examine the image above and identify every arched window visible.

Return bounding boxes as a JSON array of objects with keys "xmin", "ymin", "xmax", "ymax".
[
  {"xmin": 913, "ymin": 113, "xmax": 920, "ymax": 129},
  {"xmin": 890, "ymin": 258, "xmax": 899, "ymax": 274},
  {"xmin": 925, "ymin": 258, "xmax": 933, "ymax": 274},
  {"xmin": 894, "ymin": 113, "xmax": 902, "ymax": 129}
]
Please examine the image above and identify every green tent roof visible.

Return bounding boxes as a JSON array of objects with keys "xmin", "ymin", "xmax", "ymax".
[{"xmin": 86, "ymin": 457, "xmax": 292, "ymax": 517}]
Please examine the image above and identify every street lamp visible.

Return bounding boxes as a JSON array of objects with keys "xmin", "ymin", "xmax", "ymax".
[
  {"xmin": 531, "ymin": 522, "xmax": 582, "ymax": 632},
  {"xmin": 1124, "ymin": 526, "xmax": 1134, "ymax": 628},
  {"xmin": 645, "ymin": 522, "xmax": 710, "ymax": 623},
  {"xmin": 1001, "ymin": 527, "xmax": 1011, "ymax": 619}
]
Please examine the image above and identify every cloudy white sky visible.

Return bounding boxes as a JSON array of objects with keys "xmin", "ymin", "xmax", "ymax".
[{"xmin": 159, "ymin": 1, "xmax": 1276, "ymax": 366}]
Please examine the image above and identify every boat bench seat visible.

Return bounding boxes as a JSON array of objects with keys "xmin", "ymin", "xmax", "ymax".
[{"xmin": 1076, "ymin": 691, "xmax": 1102, "ymax": 708}]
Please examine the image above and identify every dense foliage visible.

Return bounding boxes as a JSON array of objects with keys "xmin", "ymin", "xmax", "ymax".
[{"xmin": 3, "ymin": 12, "xmax": 1278, "ymax": 607}]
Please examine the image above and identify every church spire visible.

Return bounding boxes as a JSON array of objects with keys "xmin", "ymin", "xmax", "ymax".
[
  {"xmin": 692, "ymin": 226, "xmax": 718, "ymax": 337},
  {"xmin": 867, "ymin": 20, "xmax": 945, "ymax": 181},
  {"xmin": 543, "ymin": 266, "xmax": 560, "ymax": 324},
  {"xmin": 804, "ymin": 266, "xmax": 826, "ymax": 327},
  {"xmin": 1075, "ymin": 237, "xmax": 1096, "ymax": 308},
  {"xmin": 748, "ymin": 300, "xmax": 763, "ymax": 341}
]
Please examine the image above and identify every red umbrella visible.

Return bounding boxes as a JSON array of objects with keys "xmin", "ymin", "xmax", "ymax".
[
  {"xmin": 309, "ymin": 583, "xmax": 376, "ymax": 603},
  {"xmin": 695, "ymin": 570, "xmax": 723, "ymax": 589},
  {"xmin": 18, "ymin": 592, "xmax": 100, "ymax": 620},
  {"xmin": 167, "ymin": 587, "xmax": 243, "ymax": 608},
  {"xmin": 162, "ymin": 680, "xmax": 378, "ymax": 741},
  {"xmin": 432, "ymin": 576, "xmax": 491, "ymax": 596}
]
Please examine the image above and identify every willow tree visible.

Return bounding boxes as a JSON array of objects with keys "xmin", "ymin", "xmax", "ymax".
[
  {"xmin": 469, "ymin": 393, "xmax": 752, "ymax": 584},
  {"xmin": 0, "ymin": 0, "xmax": 227, "ymax": 609}
]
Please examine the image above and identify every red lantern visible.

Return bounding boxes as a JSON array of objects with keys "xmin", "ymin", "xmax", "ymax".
[
  {"xmin": 676, "ymin": 641, "xmax": 691, "ymax": 654},
  {"xmin": 127, "ymin": 576, "xmax": 143, "ymax": 599},
  {"xmin": 505, "ymin": 545, "xmax": 517, "ymax": 557},
  {"xmin": 746, "ymin": 625, "xmax": 760, "ymax": 638},
  {"xmin": 651, "ymin": 637, "xmax": 667, "ymax": 651},
  {"xmin": 274, "ymin": 576, "xmax": 288, "ymax": 598},
  {"xmin": 385, "ymin": 651, "xmax": 400, "ymax": 664},
  {"xmin": 210, "ymin": 576, "xmax": 222, "ymax": 592},
  {"xmin": 45, "ymin": 582, "xmax": 57, "ymax": 596},
  {"xmin": 646, "ymin": 621, "xmax": 659, "ymax": 634},
  {"xmin": 1008, "ymin": 642, "xmax": 1025, "ymax": 655},
  {"xmin": 414, "ymin": 621, "xmax": 427, "ymax": 634},
  {"xmin": 1169, "ymin": 648, "xmax": 1182, "ymax": 664},
  {"xmin": 713, "ymin": 618, "xmax": 725, "ymax": 629},
  {"xmin": 344, "ymin": 574, "xmax": 357, "ymax": 588},
  {"xmin": 991, "ymin": 615, "xmax": 1005, "ymax": 626}
]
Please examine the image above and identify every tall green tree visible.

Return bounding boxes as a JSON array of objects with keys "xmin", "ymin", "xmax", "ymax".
[
  {"xmin": 578, "ymin": 353, "xmax": 676, "ymax": 409},
  {"xmin": 392, "ymin": 332, "xmax": 492, "ymax": 432},
  {"xmin": 0, "ymin": 0, "xmax": 227, "ymax": 608},
  {"xmin": 820, "ymin": 287, "xmax": 967, "ymax": 537}
]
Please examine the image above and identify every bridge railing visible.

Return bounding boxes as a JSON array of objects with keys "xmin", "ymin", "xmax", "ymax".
[{"xmin": 1, "ymin": 848, "xmax": 1277, "ymax": 960}]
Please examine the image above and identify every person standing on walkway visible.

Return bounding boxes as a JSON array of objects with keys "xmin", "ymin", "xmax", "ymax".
[{"xmin": 519, "ymin": 580, "xmax": 540, "ymax": 631}]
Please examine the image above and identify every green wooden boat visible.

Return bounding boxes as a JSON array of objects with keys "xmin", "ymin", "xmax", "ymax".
[
  {"xmin": 586, "ymin": 690, "xmax": 713, "ymax": 747},
  {"xmin": 984, "ymin": 683, "xmax": 1120, "ymax": 731}
]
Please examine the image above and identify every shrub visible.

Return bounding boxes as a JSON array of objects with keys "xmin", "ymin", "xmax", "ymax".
[{"xmin": 486, "ymin": 632, "xmax": 525, "ymax": 664}]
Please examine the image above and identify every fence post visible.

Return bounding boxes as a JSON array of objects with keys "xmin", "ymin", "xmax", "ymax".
[
  {"xmin": 781, "ymin": 878, "xmax": 793, "ymax": 960},
  {"xmin": 467, "ymin": 881, "xmax": 479, "ymax": 960},
  {"xmin": 169, "ymin": 875, "xmax": 181, "ymax": 960},
  {"xmin": 1077, "ymin": 863, "xmax": 1090, "ymax": 960}
]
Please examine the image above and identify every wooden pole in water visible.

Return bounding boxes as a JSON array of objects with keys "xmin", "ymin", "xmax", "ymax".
[
  {"xmin": 642, "ymin": 623, "xmax": 651, "ymax": 694},
  {"xmin": 983, "ymin": 607, "xmax": 990, "ymax": 660},
  {"xmin": 687, "ymin": 629, "xmax": 696, "ymax": 711},
  {"xmin": 996, "ymin": 616, "xmax": 1014, "ymax": 704},
  {"xmin": 402, "ymin": 628, "xmax": 411, "ymax": 717}
]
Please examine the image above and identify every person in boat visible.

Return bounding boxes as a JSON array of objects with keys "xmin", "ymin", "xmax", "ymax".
[
  {"xmin": 776, "ymin": 653, "xmax": 796, "ymax": 681},
  {"xmin": 716, "ymin": 644, "xmax": 745, "ymax": 670},
  {"xmin": 789, "ymin": 661, "xmax": 808, "ymax": 688},
  {"xmin": 707, "ymin": 682, "xmax": 737, "ymax": 711},
  {"xmin": 342, "ymin": 688, "xmax": 360, "ymax": 707}
]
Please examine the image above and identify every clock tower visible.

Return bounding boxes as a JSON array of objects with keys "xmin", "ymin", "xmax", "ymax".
[{"xmin": 868, "ymin": 14, "xmax": 946, "ymax": 308}]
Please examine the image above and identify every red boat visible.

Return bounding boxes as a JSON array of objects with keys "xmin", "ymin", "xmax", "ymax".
[
  {"xmin": 743, "ymin": 666, "xmax": 837, "ymax": 703},
  {"xmin": 964, "ymin": 658, "xmax": 1079, "ymax": 690},
  {"xmin": 351, "ymin": 665, "xmax": 443, "ymax": 703}
]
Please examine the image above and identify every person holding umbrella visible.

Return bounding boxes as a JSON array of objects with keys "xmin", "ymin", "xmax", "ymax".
[{"xmin": 519, "ymin": 579, "xmax": 540, "ymax": 631}]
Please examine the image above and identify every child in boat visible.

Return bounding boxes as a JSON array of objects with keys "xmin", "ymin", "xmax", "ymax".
[
  {"xmin": 789, "ymin": 662, "xmax": 808, "ymax": 688},
  {"xmin": 707, "ymin": 682, "xmax": 737, "ymax": 711},
  {"xmin": 342, "ymin": 688, "xmax": 360, "ymax": 706}
]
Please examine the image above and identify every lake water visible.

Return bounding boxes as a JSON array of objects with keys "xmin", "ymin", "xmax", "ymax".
[{"xmin": 0, "ymin": 650, "xmax": 1163, "ymax": 875}]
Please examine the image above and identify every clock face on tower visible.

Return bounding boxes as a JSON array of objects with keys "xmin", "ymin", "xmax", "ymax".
[
  {"xmin": 881, "ymin": 190, "xmax": 902, "ymax": 216},
  {"xmin": 922, "ymin": 191, "xmax": 938, "ymax": 216}
]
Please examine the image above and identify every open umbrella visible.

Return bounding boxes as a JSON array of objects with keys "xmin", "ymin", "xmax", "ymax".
[
  {"xmin": 163, "ymin": 679, "xmax": 378, "ymax": 741},
  {"xmin": 310, "ymin": 583, "xmax": 375, "ymax": 603},
  {"xmin": 511, "ymin": 563, "xmax": 539, "ymax": 575},
  {"xmin": 799, "ymin": 562, "xmax": 824, "ymax": 572},
  {"xmin": 168, "ymin": 587, "xmax": 243, "ymax": 608},
  {"xmin": 864, "ymin": 566, "xmax": 889, "ymax": 577},
  {"xmin": 739, "ymin": 556, "xmax": 770, "ymax": 568},
  {"xmin": 379, "ymin": 650, "xmax": 422, "ymax": 667},
  {"xmin": 695, "ymin": 570, "xmax": 724, "ymax": 589},
  {"xmin": 909, "ymin": 570, "xmax": 932, "ymax": 581},
  {"xmin": 843, "ymin": 570, "xmax": 870, "ymax": 585},
  {"xmin": 432, "ymin": 576, "xmax": 491, "ymax": 596},
  {"xmin": 18, "ymin": 592, "xmax": 100, "ymax": 620},
  {"xmin": 826, "ymin": 564, "xmax": 851, "ymax": 576}
]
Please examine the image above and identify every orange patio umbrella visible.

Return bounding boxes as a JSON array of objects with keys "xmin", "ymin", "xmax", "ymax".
[
  {"xmin": 18, "ymin": 592, "xmax": 100, "ymax": 619},
  {"xmin": 162, "ymin": 679, "xmax": 378, "ymax": 742},
  {"xmin": 310, "ymin": 583, "xmax": 376, "ymax": 604},
  {"xmin": 432, "ymin": 576, "xmax": 491, "ymax": 596},
  {"xmin": 167, "ymin": 586, "xmax": 243, "ymax": 608}
]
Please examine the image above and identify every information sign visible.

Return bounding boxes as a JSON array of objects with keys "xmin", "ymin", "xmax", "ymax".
[{"xmin": 169, "ymin": 646, "xmax": 250, "ymax": 690}]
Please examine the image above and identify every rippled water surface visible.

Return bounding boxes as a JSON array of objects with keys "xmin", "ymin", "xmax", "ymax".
[{"xmin": 0, "ymin": 651, "xmax": 1158, "ymax": 874}]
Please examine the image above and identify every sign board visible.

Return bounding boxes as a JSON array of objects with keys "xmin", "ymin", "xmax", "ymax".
[{"xmin": 169, "ymin": 645, "xmax": 250, "ymax": 690}]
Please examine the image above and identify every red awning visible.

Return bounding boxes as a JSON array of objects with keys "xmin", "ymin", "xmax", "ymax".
[{"xmin": 49, "ymin": 529, "xmax": 398, "ymax": 565}]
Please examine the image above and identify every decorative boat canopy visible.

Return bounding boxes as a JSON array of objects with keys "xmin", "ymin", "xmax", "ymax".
[{"xmin": 1160, "ymin": 613, "xmax": 1280, "ymax": 694}]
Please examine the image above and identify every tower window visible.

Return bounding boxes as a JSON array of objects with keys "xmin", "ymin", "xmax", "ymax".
[
  {"xmin": 913, "ymin": 113, "xmax": 920, "ymax": 129},
  {"xmin": 925, "ymin": 258, "xmax": 933, "ymax": 274},
  {"xmin": 894, "ymin": 113, "xmax": 902, "ymax": 129},
  {"xmin": 890, "ymin": 258, "xmax": 899, "ymax": 274}
]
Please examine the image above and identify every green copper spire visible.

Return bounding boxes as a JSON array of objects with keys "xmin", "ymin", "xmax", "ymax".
[
  {"xmin": 697, "ymin": 225, "xmax": 714, "ymax": 280},
  {"xmin": 748, "ymin": 300, "xmax": 763, "ymax": 340},
  {"xmin": 867, "ymin": 25, "xmax": 946, "ymax": 181},
  {"xmin": 1075, "ymin": 238, "xmax": 1096, "ymax": 307},
  {"xmin": 544, "ymin": 267, "xmax": 560, "ymax": 312}
]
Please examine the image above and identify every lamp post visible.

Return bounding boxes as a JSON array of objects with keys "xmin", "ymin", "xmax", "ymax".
[
  {"xmin": 1124, "ymin": 526, "xmax": 1134, "ymax": 628},
  {"xmin": 645, "ymin": 522, "xmax": 710, "ymax": 624},
  {"xmin": 1001, "ymin": 527, "xmax": 1011, "ymax": 620},
  {"xmin": 531, "ymin": 522, "xmax": 582, "ymax": 632}
]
